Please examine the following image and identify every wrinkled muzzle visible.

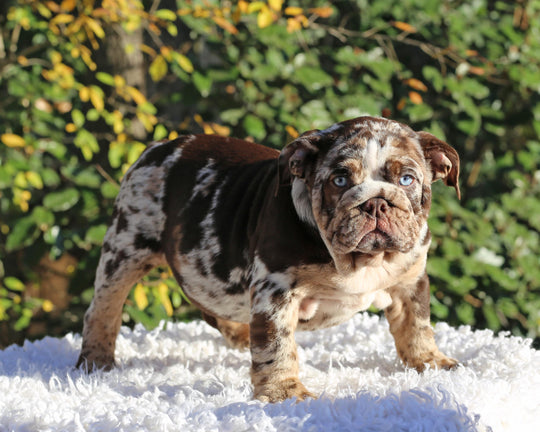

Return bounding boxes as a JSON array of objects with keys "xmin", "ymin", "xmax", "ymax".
[{"xmin": 325, "ymin": 191, "xmax": 421, "ymax": 255}]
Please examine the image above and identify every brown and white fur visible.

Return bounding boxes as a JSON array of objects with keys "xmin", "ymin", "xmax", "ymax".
[{"xmin": 76, "ymin": 116, "xmax": 460, "ymax": 402}]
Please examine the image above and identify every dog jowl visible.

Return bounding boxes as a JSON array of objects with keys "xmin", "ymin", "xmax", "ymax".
[{"xmin": 76, "ymin": 116, "xmax": 460, "ymax": 402}]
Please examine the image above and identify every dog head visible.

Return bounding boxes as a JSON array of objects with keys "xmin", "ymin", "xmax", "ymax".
[{"xmin": 279, "ymin": 116, "xmax": 460, "ymax": 272}]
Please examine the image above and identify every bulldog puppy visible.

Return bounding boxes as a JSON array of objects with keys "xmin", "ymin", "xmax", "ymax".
[{"xmin": 77, "ymin": 116, "xmax": 460, "ymax": 402}]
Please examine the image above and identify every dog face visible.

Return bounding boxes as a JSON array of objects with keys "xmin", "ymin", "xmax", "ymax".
[{"xmin": 280, "ymin": 116, "xmax": 460, "ymax": 271}]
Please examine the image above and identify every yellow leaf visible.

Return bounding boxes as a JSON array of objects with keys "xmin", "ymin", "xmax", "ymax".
[
  {"xmin": 237, "ymin": 1, "xmax": 249, "ymax": 13},
  {"xmin": 1, "ymin": 133, "xmax": 26, "ymax": 148},
  {"xmin": 112, "ymin": 110, "xmax": 124, "ymax": 134},
  {"xmin": 169, "ymin": 131, "xmax": 179, "ymax": 140},
  {"xmin": 406, "ymin": 78, "xmax": 428, "ymax": 92},
  {"xmin": 149, "ymin": 55, "xmax": 168, "ymax": 82},
  {"xmin": 212, "ymin": 16, "xmax": 239, "ymax": 35},
  {"xmin": 203, "ymin": 123, "xmax": 214, "ymax": 135},
  {"xmin": 36, "ymin": 3, "xmax": 52, "ymax": 18},
  {"xmin": 60, "ymin": 0, "xmax": 76, "ymax": 12},
  {"xmin": 285, "ymin": 125, "xmax": 299, "ymax": 138},
  {"xmin": 114, "ymin": 75, "xmax": 126, "ymax": 88},
  {"xmin": 141, "ymin": 44, "xmax": 157, "ymax": 57},
  {"xmin": 89, "ymin": 86, "xmax": 104, "ymax": 112},
  {"xmin": 50, "ymin": 51, "xmax": 62, "ymax": 65},
  {"xmin": 136, "ymin": 112, "xmax": 158, "ymax": 132},
  {"xmin": 409, "ymin": 91, "xmax": 423, "ymax": 105},
  {"xmin": 247, "ymin": 1, "xmax": 265, "ymax": 13},
  {"xmin": 210, "ymin": 123, "xmax": 230, "ymax": 136},
  {"xmin": 65, "ymin": 123, "xmax": 77, "ymax": 133},
  {"xmin": 126, "ymin": 86, "xmax": 147, "ymax": 105},
  {"xmin": 287, "ymin": 17, "xmax": 302, "ymax": 32},
  {"xmin": 173, "ymin": 52, "xmax": 195, "ymax": 73},
  {"xmin": 134, "ymin": 283, "xmax": 149, "ymax": 310},
  {"xmin": 51, "ymin": 13, "xmax": 74, "ymax": 24},
  {"xmin": 85, "ymin": 17, "xmax": 105, "ymax": 39},
  {"xmin": 79, "ymin": 86, "xmax": 90, "ymax": 102},
  {"xmin": 193, "ymin": 114, "xmax": 203, "ymax": 125},
  {"xmin": 157, "ymin": 282, "xmax": 173, "ymax": 316},
  {"xmin": 257, "ymin": 6, "xmax": 274, "ymax": 28},
  {"xmin": 393, "ymin": 21, "xmax": 417, "ymax": 33},
  {"xmin": 285, "ymin": 6, "xmax": 303, "ymax": 16},
  {"xmin": 160, "ymin": 46, "xmax": 172, "ymax": 61},
  {"xmin": 25, "ymin": 171, "xmax": 44, "ymax": 189},
  {"xmin": 268, "ymin": 0, "xmax": 283, "ymax": 12},
  {"xmin": 42, "ymin": 300, "xmax": 55, "ymax": 313},
  {"xmin": 45, "ymin": 1, "xmax": 60, "ymax": 13},
  {"xmin": 309, "ymin": 6, "xmax": 333, "ymax": 18}
]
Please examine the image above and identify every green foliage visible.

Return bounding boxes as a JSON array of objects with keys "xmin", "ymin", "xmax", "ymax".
[{"xmin": 1, "ymin": 0, "xmax": 539, "ymax": 345}]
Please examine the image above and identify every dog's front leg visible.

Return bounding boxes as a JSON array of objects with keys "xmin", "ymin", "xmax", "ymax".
[
  {"xmin": 249, "ymin": 278, "xmax": 314, "ymax": 403},
  {"xmin": 385, "ymin": 272, "xmax": 458, "ymax": 372}
]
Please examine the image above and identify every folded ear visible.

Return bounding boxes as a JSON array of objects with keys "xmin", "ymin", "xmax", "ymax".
[
  {"xmin": 278, "ymin": 130, "xmax": 320, "ymax": 186},
  {"xmin": 417, "ymin": 131, "xmax": 461, "ymax": 199}
]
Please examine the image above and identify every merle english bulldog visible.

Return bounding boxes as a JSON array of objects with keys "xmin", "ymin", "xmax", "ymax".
[{"xmin": 77, "ymin": 116, "xmax": 461, "ymax": 402}]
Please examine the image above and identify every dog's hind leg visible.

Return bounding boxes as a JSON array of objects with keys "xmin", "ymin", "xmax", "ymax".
[
  {"xmin": 202, "ymin": 312, "xmax": 250, "ymax": 350},
  {"xmin": 76, "ymin": 166, "xmax": 170, "ymax": 371},
  {"xmin": 76, "ymin": 208, "xmax": 166, "ymax": 371}
]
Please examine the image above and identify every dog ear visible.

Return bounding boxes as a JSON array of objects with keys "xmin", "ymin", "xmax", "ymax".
[
  {"xmin": 417, "ymin": 131, "xmax": 461, "ymax": 199},
  {"xmin": 278, "ymin": 130, "xmax": 320, "ymax": 186}
]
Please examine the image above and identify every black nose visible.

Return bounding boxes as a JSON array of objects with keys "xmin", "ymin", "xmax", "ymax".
[{"xmin": 360, "ymin": 198, "xmax": 389, "ymax": 217}]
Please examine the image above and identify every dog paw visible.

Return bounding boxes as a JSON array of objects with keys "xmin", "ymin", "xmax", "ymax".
[
  {"xmin": 254, "ymin": 378, "xmax": 316, "ymax": 403},
  {"xmin": 75, "ymin": 352, "xmax": 115, "ymax": 372},
  {"xmin": 407, "ymin": 351, "xmax": 459, "ymax": 372}
]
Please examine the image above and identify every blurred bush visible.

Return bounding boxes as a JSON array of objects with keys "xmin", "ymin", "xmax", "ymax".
[{"xmin": 0, "ymin": 0, "xmax": 539, "ymax": 347}]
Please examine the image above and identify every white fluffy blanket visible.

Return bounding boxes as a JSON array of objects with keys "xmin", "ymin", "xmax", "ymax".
[{"xmin": 0, "ymin": 313, "xmax": 539, "ymax": 431}]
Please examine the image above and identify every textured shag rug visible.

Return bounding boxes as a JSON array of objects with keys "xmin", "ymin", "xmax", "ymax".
[{"xmin": 0, "ymin": 313, "xmax": 539, "ymax": 431}]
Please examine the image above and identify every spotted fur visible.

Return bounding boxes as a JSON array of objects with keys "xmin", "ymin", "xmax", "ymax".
[{"xmin": 77, "ymin": 117, "xmax": 460, "ymax": 402}]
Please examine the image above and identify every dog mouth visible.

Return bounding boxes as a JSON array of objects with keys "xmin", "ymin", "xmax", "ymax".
[
  {"xmin": 354, "ymin": 225, "xmax": 394, "ymax": 253},
  {"xmin": 329, "ymin": 196, "xmax": 418, "ymax": 256}
]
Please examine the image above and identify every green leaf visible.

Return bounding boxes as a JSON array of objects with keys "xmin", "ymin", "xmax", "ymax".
[
  {"xmin": 243, "ymin": 114, "xmax": 266, "ymax": 140},
  {"xmin": 96, "ymin": 72, "xmax": 115, "ymax": 86},
  {"xmin": 294, "ymin": 66, "xmax": 333, "ymax": 93},
  {"xmin": 101, "ymin": 182, "xmax": 119, "ymax": 199},
  {"xmin": 43, "ymin": 188, "xmax": 80, "ymax": 212},
  {"xmin": 6, "ymin": 216, "xmax": 38, "ymax": 252},
  {"xmin": 72, "ymin": 109, "xmax": 85, "ymax": 128},
  {"xmin": 32, "ymin": 206, "xmax": 55, "ymax": 230},
  {"xmin": 4, "ymin": 277, "xmax": 25, "ymax": 291},
  {"xmin": 193, "ymin": 71, "xmax": 212, "ymax": 97},
  {"xmin": 153, "ymin": 124, "xmax": 168, "ymax": 141},
  {"xmin": 85, "ymin": 224, "xmax": 108, "ymax": 245},
  {"xmin": 220, "ymin": 108, "xmax": 246, "ymax": 125},
  {"xmin": 14, "ymin": 309, "xmax": 33, "ymax": 331},
  {"xmin": 41, "ymin": 168, "xmax": 61, "ymax": 187},
  {"xmin": 74, "ymin": 130, "xmax": 99, "ymax": 161},
  {"xmin": 74, "ymin": 167, "xmax": 101, "ymax": 188},
  {"xmin": 456, "ymin": 302, "xmax": 475, "ymax": 325},
  {"xmin": 155, "ymin": 9, "xmax": 177, "ymax": 21},
  {"xmin": 407, "ymin": 104, "xmax": 434, "ymax": 122},
  {"xmin": 422, "ymin": 66, "xmax": 444, "ymax": 92}
]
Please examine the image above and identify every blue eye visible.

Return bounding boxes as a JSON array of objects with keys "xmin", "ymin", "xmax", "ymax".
[
  {"xmin": 399, "ymin": 174, "xmax": 415, "ymax": 186},
  {"xmin": 333, "ymin": 176, "xmax": 348, "ymax": 187}
]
